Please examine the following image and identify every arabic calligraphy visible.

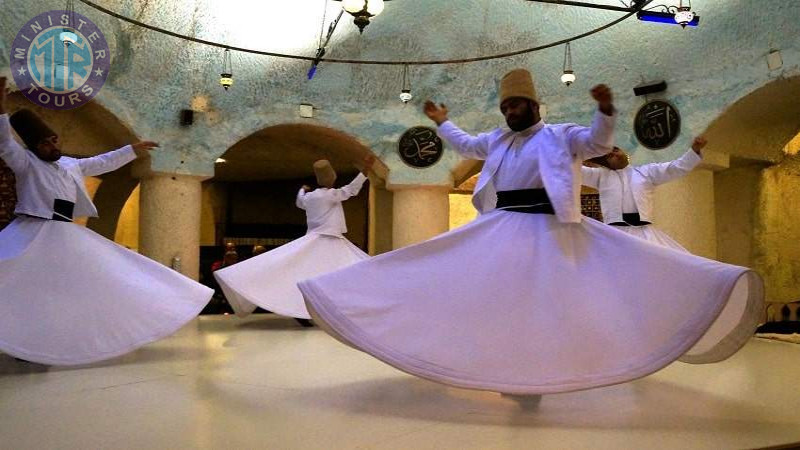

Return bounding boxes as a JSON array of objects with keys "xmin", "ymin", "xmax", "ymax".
[
  {"xmin": 399, "ymin": 126, "xmax": 444, "ymax": 168},
  {"xmin": 635, "ymin": 100, "xmax": 681, "ymax": 150}
]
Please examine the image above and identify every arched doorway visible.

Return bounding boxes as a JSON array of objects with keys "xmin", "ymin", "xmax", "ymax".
[
  {"xmin": 199, "ymin": 123, "xmax": 387, "ymax": 313},
  {"xmin": 707, "ymin": 75, "xmax": 800, "ymax": 305}
]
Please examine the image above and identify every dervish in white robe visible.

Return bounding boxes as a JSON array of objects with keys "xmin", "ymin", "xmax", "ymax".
[
  {"xmin": 0, "ymin": 100, "xmax": 212, "ymax": 365},
  {"xmin": 215, "ymin": 159, "xmax": 371, "ymax": 320},
  {"xmin": 297, "ymin": 69, "xmax": 763, "ymax": 395},
  {"xmin": 581, "ymin": 140, "xmax": 704, "ymax": 251}
]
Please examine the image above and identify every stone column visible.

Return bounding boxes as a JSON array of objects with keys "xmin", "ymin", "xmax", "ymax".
[
  {"xmin": 389, "ymin": 185, "xmax": 451, "ymax": 249},
  {"xmin": 138, "ymin": 173, "xmax": 206, "ymax": 281}
]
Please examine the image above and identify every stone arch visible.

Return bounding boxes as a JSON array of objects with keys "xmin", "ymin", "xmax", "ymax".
[
  {"xmin": 709, "ymin": 75, "xmax": 800, "ymax": 304},
  {"xmin": 204, "ymin": 122, "xmax": 390, "ymax": 257},
  {"xmin": 702, "ymin": 75, "xmax": 800, "ymax": 163}
]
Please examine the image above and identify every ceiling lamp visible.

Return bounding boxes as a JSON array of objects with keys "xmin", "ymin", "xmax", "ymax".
[
  {"xmin": 637, "ymin": 1, "xmax": 700, "ymax": 27},
  {"xmin": 673, "ymin": 1, "xmax": 695, "ymax": 28},
  {"xmin": 399, "ymin": 65, "xmax": 413, "ymax": 103},
  {"xmin": 61, "ymin": 0, "xmax": 78, "ymax": 45},
  {"xmin": 561, "ymin": 42, "xmax": 576, "ymax": 86},
  {"xmin": 340, "ymin": 0, "xmax": 385, "ymax": 33},
  {"xmin": 220, "ymin": 48, "xmax": 233, "ymax": 90}
]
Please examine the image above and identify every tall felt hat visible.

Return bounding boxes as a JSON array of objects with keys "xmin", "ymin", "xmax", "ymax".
[
  {"xmin": 313, "ymin": 160, "xmax": 337, "ymax": 188},
  {"xmin": 499, "ymin": 68, "xmax": 538, "ymax": 105},
  {"xmin": 9, "ymin": 109, "xmax": 57, "ymax": 150}
]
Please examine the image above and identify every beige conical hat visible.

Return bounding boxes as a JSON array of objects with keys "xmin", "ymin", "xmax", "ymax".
[
  {"xmin": 499, "ymin": 68, "xmax": 538, "ymax": 105},
  {"xmin": 313, "ymin": 160, "xmax": 337, "ymax": 187}
]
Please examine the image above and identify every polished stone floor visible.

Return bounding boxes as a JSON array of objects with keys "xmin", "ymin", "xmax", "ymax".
[{"xmin": 1, "ymin": 315, "xmax": 799, "ymax": 450}]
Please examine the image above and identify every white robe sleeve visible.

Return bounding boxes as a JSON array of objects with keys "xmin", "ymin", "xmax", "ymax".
[
  {"xmin": 0, "ymin": 114, "xmax": 31, "ymax": 174},
  {"xmin": 296, "ymin": 188, "xmax": 306, "ymax": 210},
  {"xmin": 437, "ymin": 120, "xmax": 493, "ymax": 160},
  {"xmin": 639, "ymin": 148, "xmax": 702, "ymax": 186},
  {"xmin": 565, "ymin": 109, "xmax": 616, "ymax": 159},
  {"xmin": 329, "ymin": 173, "xmax": 368, "ymax": 202},
  {"xmin": 580, "ymin": 166, "xmax": 603, "ymax": 189},
  {"xmin": 77, "ymin": 145, "xmax": 137, "ymax": 177}
]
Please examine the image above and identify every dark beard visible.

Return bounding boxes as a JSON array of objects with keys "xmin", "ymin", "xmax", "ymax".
[{"xmin": 506, "ymin": 110, "xmax": 536, "ymax": 132}]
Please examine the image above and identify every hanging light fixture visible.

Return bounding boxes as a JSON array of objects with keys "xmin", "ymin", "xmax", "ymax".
[
  {"xmin": 60, "ymin": 0, "xmax": 78, "ymax": 46},
  {"xmin": 340, "ymin": 0, "xmax": 385, "ymax": 33},
  {"xmin": 561, "ymin": 42, "xmax": 576, "ymax": 86},
  {"xmin": 673, "ymin": 0, "xmax": 695, "ymax": 28},
  {"xmin": 219, "ymin": 48, "xmax": 233, "ymax": 90},
  {"xmin": 399, "ymin": 64, "xmax": 413, "ymax": 104}
]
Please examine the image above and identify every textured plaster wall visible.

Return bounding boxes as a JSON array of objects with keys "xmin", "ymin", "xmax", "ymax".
[
  {"xmin": 753, "ymin": 156, "xmax": 800, "ymax": 303},
  {"xmin": 368, "ymin": 182, "xmax": 393, "ymax": 255},
  {"xmin": 651, "ymin": 169, "xmax": 717, "ymax": 259},
  {"xmin": 114, "ymin": 183, "xmax": 140, "ymax": 250},
  {"xmin": 449, "ymin": 193, "xmax": 478, "ymax": 231},
  {"xmin": 200, "ymin": 182, "xmax": 228, "ymax": 246},
  {"xmin": 3, "ymin": 0, "xmax": 799, "ymax": 184},
  {"xmin": 715, "ymin": 164, "xmax": 761, "ymax": 269}
]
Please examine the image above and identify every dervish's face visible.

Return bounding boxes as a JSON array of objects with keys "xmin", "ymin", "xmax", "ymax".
[
  {"xmin": 500, "ymin": 97, "xmax": 540, "ymax": 132},
  {"xmin": 34, "ymin": 135, "xmax": 62, "ymax": 162},
  {"xmin": 605, "ymin": 147, "xmax": 630, "ymax": 170}
]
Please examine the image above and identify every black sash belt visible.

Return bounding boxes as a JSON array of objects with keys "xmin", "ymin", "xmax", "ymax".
[
  {"xmin": 610, "ymin": 212, "xmax": 651, "ymax": 227},
  {"xmin": 496, "ymin": 189, "xmax": 555, "ymax": 215},
  {"xmin": 52, "ymin": 199, "xmax": 75, "ymax": 222}
]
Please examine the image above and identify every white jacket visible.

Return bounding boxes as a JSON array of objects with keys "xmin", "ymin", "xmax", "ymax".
[
  {"xmin": 438, "ymin": 110, "xmax": 616, "ymax": 223},
  {"xmin": 581, "ymin": 148, "xmax": 702, "ymax": 224},
  {"xmin": 0, "ymin": 114, "xmax": 137, "ymax": 220},
  {"xmin": 296, "ymin": 173, "xmax": 367, "ymax": 236}
]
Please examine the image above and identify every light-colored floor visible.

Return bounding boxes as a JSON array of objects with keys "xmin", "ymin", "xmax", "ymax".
[{"xmin": 1, "ymin": 316, "xmax": 799, "ymax": 450}]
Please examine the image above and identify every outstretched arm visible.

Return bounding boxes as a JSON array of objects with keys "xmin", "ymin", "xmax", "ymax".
[
  {"xmin": 77, "ymin": 141, "xmax": 158, "ymax": 176},
  {"xmin": 0, "ymin": 77, "xmax": 30, "ymax": 174},
  {"xmin": 329, "ymin": 155, "xmax": 374, "ymax": 202},
  {"xmin": 296, "ymin": 185, "xmax": 310, "ymax": 210},
  {"xmin": 580, "ymin": 166, "xmax": 603, "ymax": 189},
  {"xmin": 566, "ymin": 85, "xmax": 617, "ymax": 159},
  {"xmin": 641, "ymin": 137, "xmax": 706, "ymax": 186},
  {"xmin": 425, "ymin": 100, "xmax": 491, "ymax": 160}
]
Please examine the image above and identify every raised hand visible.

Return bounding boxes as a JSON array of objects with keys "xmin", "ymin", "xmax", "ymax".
[
  {"xmin": 423, "ymin": 100, "xmax": 449, "ymax": 126},
  {"xmin": 590, "ymin": 84, "xmax": 614, "ymax": 116},
  {"xmin": 360, "ymin": 154, "xmax": 376, "ymax": 175},
  {"xmin": 301, "ymin": 184, "xmax": 312, "ymax": 192},
  {"xmin": 691, "ymin": 136, "xmax": 707, "ymax": 154},
  {"xmin": 132, "ymin": 141, "xmax": 159, "ymax": 152},
  {"xmin": 132, "ymin": 141, "xmax": 159, "ymax": 157}
]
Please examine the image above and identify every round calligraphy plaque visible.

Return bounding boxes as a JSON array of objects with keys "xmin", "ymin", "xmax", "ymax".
[
  {"xmin": 398, "ymin": 126, "xmax": 444, "ymax": 168},
  {"xmin": 634, "ymin": 100, "xmax": 681, "ymax": 150}
]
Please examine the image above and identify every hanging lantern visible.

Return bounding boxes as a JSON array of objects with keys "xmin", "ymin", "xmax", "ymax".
[
  {"xmin": 220, "ymin": 48, "xmax": 233, "ymax": 90},
  {"xmin": 673, "ymin": 4, "xmax": 695, "ymax": 28},
  {"xmin": 341, "ymin": 0, "xmax": 385, "ymax": 33},
  {"xmin": 61, "ymin": 0, "xmax": 78, "ymax": 45},
  {"xmin": 399, "ymin": 65, "xmax": 412, "ymax": 104},
  {"xmin": 561, "ymin": 42, "xmax": 576, "ymax": 86},
  {"xmin": 60, "ymin": 29, "xmax": 78, "ymax": 46}
]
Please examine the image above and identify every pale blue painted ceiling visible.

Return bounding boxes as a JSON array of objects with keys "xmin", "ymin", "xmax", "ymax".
[{"xmin": 2, "ymin": 0, "xmax": 799, "ymax": 184}]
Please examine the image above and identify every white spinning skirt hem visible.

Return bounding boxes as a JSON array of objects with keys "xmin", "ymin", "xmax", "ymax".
[
  {"xmin": 0, "ymin": 217, "xmax": 213, "ymax": 365},
  {"xmin": 613, "ymin": 224, "xmax": 688, "ymax": 252},
  {"xmin": 214, "ymin": 233, "xmax": 368, "ymax": 319},
  {"xmin": 299, "ymin": 211, "xmax": 763, "ymax": 394}
]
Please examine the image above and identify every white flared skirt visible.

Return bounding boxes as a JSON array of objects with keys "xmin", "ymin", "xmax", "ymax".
[
  {"xmin": 613, "ymin": 223, "xmax": 688, "ymax": 252},
  {"xmin": 299, "ymin": 211, "xmax": 763, "ymax": 394},
  {"xmin": 0, "ymin": 217, "xmax": 213, "ymax": 365},
  {"xmin": 215, "ymin": 233, "xmax": 368, "ymax": 319}
]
